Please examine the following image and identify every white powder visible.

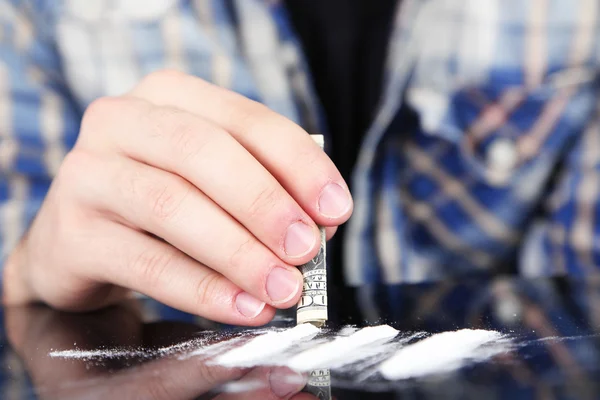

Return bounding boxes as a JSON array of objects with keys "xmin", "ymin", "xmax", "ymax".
[
  {"xmin": 156, "ymin": 338, "xmax": 206, "ymax": 355},
  {"xmin": 49, "ymin": 338, "xmax": 207, "ymax": 360},
  {"xmin": 337, "ymin": 326, "xmax": 359, "ymax": 336},
  {"xmin": 48, "ymin": 325, "xmax": 513, "ymax": 385},
  {"xmin": 179, "ymin": 336, "xmax": 247, "ymax": 360},
  {"xmin": 378, "ymin": 329, "xmax": 507, "ymax": 380},
  {"xmin": 49, "ymin": 348, "xmax": 147, "ymax": 360},
  {"xmin": 213, "ymin": 323, "xmax": 320, "ymax": 368},
  {"xmin": 345, "ymin": 332, "xmax": 429, "ymax": 380},
  {"xmin": 49, "ymin": 330, "xmax": 260, "ymax": 361},
  {"xmin": 286, "ymin": 325, "xmax": 399, "ymax": 371}
]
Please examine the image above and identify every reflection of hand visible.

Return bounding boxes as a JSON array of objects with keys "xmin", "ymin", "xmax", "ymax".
[
  {"xmin": 5, "ymin": 303, "xmax": 313, "ymax": 399},
  {"xmin": 4, "ymin": 69, "xmax": 351, "ymax": 325}
]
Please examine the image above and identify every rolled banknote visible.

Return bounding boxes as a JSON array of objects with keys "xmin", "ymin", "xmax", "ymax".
[
  {"xmin": 296, "ymin": 134, "xmax": 328, "ymax": 327},
  {"xmin": 302, "ymin": 368, "xmax": 332, "ymax": 400}
]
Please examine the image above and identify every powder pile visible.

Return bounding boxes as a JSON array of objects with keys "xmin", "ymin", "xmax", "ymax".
[
  {"xmin": 213, "ymin": 323, "xmax": 320, "ymax": 367},
  {"xmin": 346, "ymin": 331, "xmax": 429, "ymax": 380},
  {"xmin": 287, "ymin": 325, "xmax": 399, "ymax": 371},
  {"xmin": 378, "ymin": 329, "xmax": 507, "ymax": 380}
]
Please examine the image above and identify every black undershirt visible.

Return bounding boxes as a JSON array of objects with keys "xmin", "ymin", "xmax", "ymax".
[
  {"xmin": 284, "ymin": 0, "xmax": 398, "ymax": 185},
  {"xmin": 284, "ymin": 0, "xmax": 398, "ymax": 321}
]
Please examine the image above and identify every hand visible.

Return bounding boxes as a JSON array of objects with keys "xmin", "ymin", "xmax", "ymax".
[
  {"xmin": 5, "ymin": 302, "xmax": 314, "ymax": 399},
  {"xmin": 4, "ymin": 70, "xmax": 353, "ymax": 325}
]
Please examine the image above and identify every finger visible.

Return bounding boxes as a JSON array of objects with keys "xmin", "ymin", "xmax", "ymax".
[
  {"xmin": 131, "ymin": 70, "xmax": 353, "ymax": 227},
  {"xmin": 214, "ymin": 367, "xmax": 306, "ymax": 400},
  {"xmin": 80, "ymin": 221, "xmax": 276, "ymax": 325},
  {"xmin": 79, "ymin": 153, "xmax": 302, "ymax": 308},
  {"xmin": 325, "ymin": 226, "xmax": 337, "ymax": 241},
  {"xmin": 79, "ymin": 98, "xmax": 321, "ymax": 265}
]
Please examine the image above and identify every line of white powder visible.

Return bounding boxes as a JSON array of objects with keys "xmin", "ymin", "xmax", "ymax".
[
  {"xmin": 49, "ymin": 338, "xmax": 207, "ymax": 360},
  {"xmin": 48, "ymin": 325, "xmax": 511, "ymax": 383},
  {"xmin": 49, "ymin": 348, "xmax": 148, "ymax": 360},
  {"xmin": 378, "ymin": 329, "xmax": 507, "ymax": 380},
  {"xmin": 213, "ymin": 323, "xmax": 320, "ymax": 367},
  {"xmin": 49, "ymin": 329, "xmax": 270, "ymax": 361},
  {"xmin": 348, "ymin": 332, "xmax": 429, "ymax": 381},
  {"xmin": 286, "ymin": 325, "xmax": 399, "ymax": 371}
]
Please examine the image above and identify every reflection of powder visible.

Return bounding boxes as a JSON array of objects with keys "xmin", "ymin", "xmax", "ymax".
[
  {"xmin": 214, "ymin": 324, "xmax": 320, "ymax": 367},
  {"xmin": 379, "ymin": 329, "xmax": 507, "ymax": 380},
  {"xmin": 220, "ymin": 380, "xmax": 265, "ymax": 392},
  {"xmin": 287, "ymin": 325, "xmax": 399, "ymax": 371}
]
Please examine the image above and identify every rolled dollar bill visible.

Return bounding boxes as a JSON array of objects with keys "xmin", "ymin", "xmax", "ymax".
[{"xmin": 296, "ymin": 134, "xmax": 328, "ymax": 327}]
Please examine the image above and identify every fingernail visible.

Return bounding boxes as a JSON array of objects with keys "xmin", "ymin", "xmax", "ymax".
[
  {"xmin": 318, "ymin": 182, "xmax": 351, "ymax": 218},
  {"xmin": 269, "ymin": 367, "xmax": 306, "ymax": 398},
  {"xmin": 235, "ymin": 292, "xmax": 266, "ymax": 318},
  {"xmin": 284, "ymin": 222, "xmax": 317, "ymax": 258},
  {"xmin": 267, "ymin": 267, "xmax": 300, "ymax": 303}
]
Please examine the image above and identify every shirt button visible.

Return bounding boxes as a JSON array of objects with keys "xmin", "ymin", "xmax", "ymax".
[{"xmin": 487, "ymin": 137, "xmax": 518, "ymax": 185}]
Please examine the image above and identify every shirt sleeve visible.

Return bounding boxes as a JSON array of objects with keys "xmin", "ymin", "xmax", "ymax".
[
  {"xmin": 519, "ymin": 101, "xmax": 600, "ymax": 276},
  {"xmin": 0, "ymin": 0, "xmax": 82, "ymax": 268}
]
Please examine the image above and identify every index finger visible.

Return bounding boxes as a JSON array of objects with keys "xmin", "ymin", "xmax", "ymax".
[{"xmin": 130, "ymin": 70, "xmax": 353, "ymax": 227}]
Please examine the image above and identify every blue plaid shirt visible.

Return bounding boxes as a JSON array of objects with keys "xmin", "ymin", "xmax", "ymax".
[{"xmin": 2, "ymin": 0, "xmax": 600, "ymax": 299}]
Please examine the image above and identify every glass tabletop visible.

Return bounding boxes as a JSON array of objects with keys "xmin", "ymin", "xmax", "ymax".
[{"xmin": 1, "ymin": 275, "xmax": 600, "ymax": 399}]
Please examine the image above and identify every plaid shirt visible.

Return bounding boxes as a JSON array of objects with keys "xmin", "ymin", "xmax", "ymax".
[{"xmin": 1, "ymin": 0, "xmax": 600, "ymax": 297}]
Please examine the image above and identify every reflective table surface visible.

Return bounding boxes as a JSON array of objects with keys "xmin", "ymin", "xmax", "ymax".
[{"xmin": 2, "ymin": 275, "xmax": 600, "ymax": 399}]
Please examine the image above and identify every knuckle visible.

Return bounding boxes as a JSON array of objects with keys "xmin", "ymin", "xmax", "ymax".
[
  {"xmin": 146, "ymin": 180, "xmax": 190, "ymax": 223},
  {"xmin": 132, "ymin": 248, "xmax": 176, "ymax": 289},
  {"xmin": 234, "ymin": 101, "xmax": 297, "ymax": 140},
  {"xmin": 232, "ymin": 104, "xmax": 275, "ymax": 141},
  {"xmin": 58, "ymin": 150, "xmax": 92, "ymax": 181},
  {"xmin": 193, "ymin": 273, "xmax": 221, "ymax": 308},
  {"xmin": 139, "ymin": 68, "xmax": 187, "ymax": 89},
  {"xmin": 56, "ymin": 150, "xmax": 100, "ymax": 198},
  {"xmin": 146, "ymin": 106, "xmax": 211, "ymax": 162},
  {"xmin": 247, "ymin": 185, "xmax": 280, "ymax": 220},
  {"xmin": 228, "ymin": 238, "xmax": 256, "ymax": 271},
  {"xmin": 81, "ymin": 97, "xmax": 121, "ymax": 132},
  {"xmin": 79, "ymin": 96, "xmax": 137, "ymax": 148},
  {"xmin": 169, "ymin": 119, "xmax": 209, "ymax": 162},
  {"xmin": 84, "ymin": 96, "xmax": 117, "ymax": 118}
]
